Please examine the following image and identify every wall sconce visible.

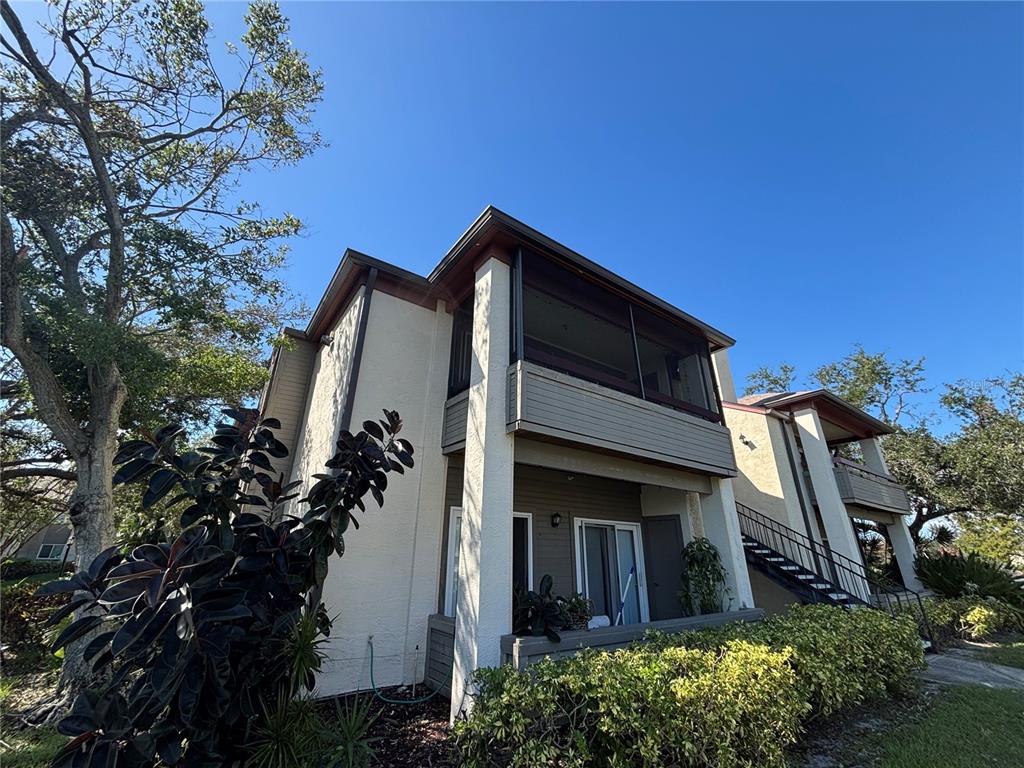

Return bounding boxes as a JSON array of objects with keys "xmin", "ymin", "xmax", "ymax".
[{"xmin": 550, "ymin": 512, "xmax": 562, "ymax": 528}]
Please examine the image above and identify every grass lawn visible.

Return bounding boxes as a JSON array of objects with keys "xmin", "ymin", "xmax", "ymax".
[
  {"xmin": 0, "ymin": 725, "xmax": 64, "ymax": 768},
  {"xmin": 976, "ymin": 641, "xmax": 1024, "ymax": 671},
  {"xmin": 875, "ymin": 685, "xmax": 1024, "ymax": 768}
]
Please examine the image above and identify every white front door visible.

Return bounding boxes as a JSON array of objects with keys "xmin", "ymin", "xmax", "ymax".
[{"xmin": 574, "ymin": 518, "xmax": 650, "ymax": 625}]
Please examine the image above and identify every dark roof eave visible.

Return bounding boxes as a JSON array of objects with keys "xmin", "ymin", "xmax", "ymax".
[
  {"xmin": 750, "ymin": 390, "xmax": 894, "ymax": 437},
  {"xmin": 304, "ymin": 206, "xmax": 736, "ymax": 350},
  {"xmin": 429, "ymin": 206, "xmax": 735, "ymax": 350}
]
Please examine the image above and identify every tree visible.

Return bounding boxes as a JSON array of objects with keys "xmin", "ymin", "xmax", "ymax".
[
  {"xmin": 1, "ymin": 0, "xmax": 321, "ymax": 691},
  {"xmin": 743, "ymin": 363, "xmax": 796, "ymax": 396},
  {"xmin": 41, "ymin": 409, "xmax": 414, "ymax": 766},
  {"xmin": 744, "ymin": 347, "xmax": 1024, "ymax": 543}
]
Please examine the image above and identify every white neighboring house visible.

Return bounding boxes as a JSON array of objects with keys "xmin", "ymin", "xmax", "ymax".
[{"xmin": 257, "ymin": 207, "xmax": 924, "ymax": 720}]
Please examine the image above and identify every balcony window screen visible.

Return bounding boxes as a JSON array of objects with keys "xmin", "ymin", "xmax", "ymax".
[
  {"xmin": 521, "ymin": 251, "xmax": 640, "ymax": 396},
  {"xmin": 448, "ymin": 294, "xmax": 473, "ymax": 396},
  {"xmin": 633, "ymin": 306, "xmax": 718, "ymax": 417}
]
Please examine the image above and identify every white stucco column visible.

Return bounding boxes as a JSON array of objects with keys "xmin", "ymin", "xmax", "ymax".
[
  {"xmin": 793, "ymin": 408, "xmax": 869, "ymax": 598},
  {"xmin": 697, "ymin": 478, "xmax": 754, "ymax": 610},
  {"xmin": 712, "ymin": 349, "xmax": 737, "ymax": 403},
  {"xmin": 450, "ymin": 256, "xmax": 514, "ymax": 722},
  {"xmin": 886, "ymin": 517, "xmax": 925, "ymax": 592},
  {"xmin": 859, "ymin": 437, "xmax": 890, "ymax": 476}
]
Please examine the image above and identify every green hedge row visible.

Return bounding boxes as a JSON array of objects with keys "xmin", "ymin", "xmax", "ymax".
[
  {"xmin": 913, "ymin": 596, "xmax": 1024, "ymax": 645},
  {"xmin": 452, "ymin": 605, "xmax": 924, "ymax": 768}
]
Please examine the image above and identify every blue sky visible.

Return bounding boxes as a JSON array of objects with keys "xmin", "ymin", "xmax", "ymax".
[{"xmin": 19, "ymin": 1, "xmax": 1024, "ymax": 423}]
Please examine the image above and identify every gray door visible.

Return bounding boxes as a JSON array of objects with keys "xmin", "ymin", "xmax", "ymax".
[{"xmin": 642, "ymin": 515, "xmax": 685, "ymax": 621}]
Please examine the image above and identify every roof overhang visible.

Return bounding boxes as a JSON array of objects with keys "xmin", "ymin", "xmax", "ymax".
[
  {"xmin": 746, "ymin": 390, "xmax": 893, "ymax": 444},
  {"xmin": 302, "ymin": 206, "xmax": 736, "ymax": 351}
]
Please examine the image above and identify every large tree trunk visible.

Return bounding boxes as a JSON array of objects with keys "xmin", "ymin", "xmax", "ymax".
[{"xmin": 57, "ymin": 392, "xmax": 122, "ymax": 697}]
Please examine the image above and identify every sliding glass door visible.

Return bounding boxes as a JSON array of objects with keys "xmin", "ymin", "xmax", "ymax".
[{"xmin": 575, "ymin": 519, "xmax": 649, "ymax": 626}]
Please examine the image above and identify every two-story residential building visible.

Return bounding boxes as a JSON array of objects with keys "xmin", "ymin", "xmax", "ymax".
[{"xmin": 258, "ymin": 207, "xmax": 924, "ymax": 719}]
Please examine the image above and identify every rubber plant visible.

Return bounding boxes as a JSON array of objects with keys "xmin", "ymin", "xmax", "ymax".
[{"xmin": 38, "ymin": 408, "xmax": 414, "ymax": 767}]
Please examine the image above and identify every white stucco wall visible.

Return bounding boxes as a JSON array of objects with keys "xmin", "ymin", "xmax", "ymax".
[
  {"xmin": 286, "ymin": 288, "xmax": 365, "ymax": 514},
  {"xmin": 312, "ymin": 290, "xmax": 451, "ymax": 697}
]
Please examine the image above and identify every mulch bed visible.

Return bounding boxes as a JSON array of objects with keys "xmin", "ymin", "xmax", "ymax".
[{"xmin": 321, "ymin": 686, "xmax": 456, "ymax": 768}]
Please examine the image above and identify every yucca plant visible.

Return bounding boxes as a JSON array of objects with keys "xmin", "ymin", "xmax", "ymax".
[
  {"xmin": 325, "ymin": 695, "xmax": 381, "ymax": 768},
  {"xmin": 915, "ymin": 550, "xmax": 1024, "ymax": 608}
]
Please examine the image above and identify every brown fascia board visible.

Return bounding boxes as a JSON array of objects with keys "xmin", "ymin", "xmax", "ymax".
[
  {"xmin": 304, "ymin": 249, "xmax": 433, "ymax": 340},
  {"xmin": 304, "ymin": 206, "xmax": 736, "ymax": 350},
  {"xmin": 760, "ymin": 390, "xmax": 893, "ymax": 438},
  {"xmin": 429, "ymin": 206, "xmax": 736, "ymax": 350}
]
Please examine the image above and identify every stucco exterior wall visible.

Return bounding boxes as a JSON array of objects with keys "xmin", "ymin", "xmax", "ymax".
[
  {"xmin": 315, "ymin": 290, "xmax": 451, "ymax": 697},
  {"xmin": 724, "ymin": 407, "xmax": 789, "ymax": 523},
  {"xmin": 284, "ymin": 289, "xmax": 365, "ymax": 515}
]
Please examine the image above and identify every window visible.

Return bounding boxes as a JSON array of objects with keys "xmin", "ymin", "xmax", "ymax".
[
  {"xmin": 632, "ymin": 307, "xmax": 719, "ymax": 418},
  {"xmin": 521, "ymin": 251, "xmax": 641, "ymax": 397},
  {"xmin": 516, "ymin": 249, "xmax": 721, "ymax": 421},
  {"xmin": 448, "ymin": 294, "xmax": 474, "ymax": 397},
  {"xmin": 512, "ymin": 512, "xmax": 533, "ymax": 593},
  {"xmin": 444, "ymin": 508, "xmax": 463, "ymax": 617},
  {"xmin": 37, "ymin": 543, "xmax": 65, "ymax": 560},
  {"xmin": 574, "ymin": 519, "xmax": 649, "ymax": 626},
  {"xmin": 444, "ymin": 508, "xmax": 534, "ymax": 617}
]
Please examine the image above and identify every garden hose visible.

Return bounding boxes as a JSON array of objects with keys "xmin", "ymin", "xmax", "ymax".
[{"xmin": 366, "ymin": 637, "xmax": 442, "ymax": 705}]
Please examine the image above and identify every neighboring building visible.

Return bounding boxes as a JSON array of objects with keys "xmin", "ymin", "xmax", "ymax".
[
  {"xmin": 257, "ymin": 207, "xmax": 924, "ymax": 719},
  {"xmin": 10, "ymin": 523, "xmax": 74, "ymax": 562}
]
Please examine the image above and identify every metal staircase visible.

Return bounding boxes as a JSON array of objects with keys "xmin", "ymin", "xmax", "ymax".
[{"xmin": 736, "ymin": 503, "xmax": 934, "ymax": 647}]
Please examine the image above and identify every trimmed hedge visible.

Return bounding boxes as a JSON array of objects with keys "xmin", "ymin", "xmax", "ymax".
[
  {"xmin": 914, "ymin": 596, "xmax": 1024, "ymax": 645},
  {"xmin": 0, "ymin": 558, "xmax": 72, "ymax": 581},
  {"xmin": 452, "ymin": 605, "xmax": 924, "ymax": 768}
]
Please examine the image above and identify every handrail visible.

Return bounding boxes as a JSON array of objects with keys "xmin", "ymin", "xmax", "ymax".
[
  {"xmin": 735, "ymin": 503, "xmax": 935, "ymax": 647},
  {"xmin": 832, "ymin": 456, "xmax": 901, "ymax": 485}
]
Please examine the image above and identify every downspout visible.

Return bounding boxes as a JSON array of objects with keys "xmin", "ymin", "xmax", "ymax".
[{"xmin": 771, "ymin": 408, "xmax": 824, "ymax": 576}]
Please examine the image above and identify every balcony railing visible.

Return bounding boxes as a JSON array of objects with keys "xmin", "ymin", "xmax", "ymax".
[{"xmin": 832, "ymin": 457, "xmax": 911, "ymax": 514}]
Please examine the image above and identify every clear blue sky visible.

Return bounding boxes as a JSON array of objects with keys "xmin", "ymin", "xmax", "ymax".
[{"xmin": 21, "ymin": 2, "xmax": 1024, "ymax": 418}]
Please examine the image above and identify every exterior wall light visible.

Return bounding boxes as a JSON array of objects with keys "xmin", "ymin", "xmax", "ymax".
[{"xmin": 551, "ymin": 512, "xmax": 562, "ymax": 528}]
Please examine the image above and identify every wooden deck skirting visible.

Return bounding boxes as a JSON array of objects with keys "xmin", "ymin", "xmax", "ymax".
[
  {"xmin": 500, "ymin": 609, "xmax": 764, "ymax": 670},
  {"xmin": 424, "ymin": 610, "xmax": 765, "ymax": 695}
]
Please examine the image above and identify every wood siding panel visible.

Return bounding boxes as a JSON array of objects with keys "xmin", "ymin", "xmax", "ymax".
[
  {"xmin": 500, "ymin": 609, "xmax": 765, "ymax": 669},
  {"xmin": 513, "ymin": 464, "xmax": 643, "ymax": 597},
  {"xmin": 508, "ymin": 362, "xmax": 736, "ymax": 477},
  {"xmin": 441, "ymin": 391, "xmax": 469, "ymax": 453},
  {"xmin": 834, "ymin": 464, "xmax": 911, "ymax": 514},
  {"xmin": 423, "ymin": 614, "xmax": 455, "ymax": 697}
]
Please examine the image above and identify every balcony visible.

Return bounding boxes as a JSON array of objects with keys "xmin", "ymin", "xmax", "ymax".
[
  {"xmin": 831, "ymin": 457, "xmax": 911, "ymax": 515},
  {"xmin": 805, "ymin": 457, "xmax": 911, "ymax": 515}
]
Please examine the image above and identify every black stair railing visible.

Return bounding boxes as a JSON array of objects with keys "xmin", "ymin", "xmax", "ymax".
[{"xmin": 736, "ymin": 503, "xmax": 935, "ymax": 647}]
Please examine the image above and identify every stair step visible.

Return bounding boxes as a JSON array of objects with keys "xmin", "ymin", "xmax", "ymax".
[
  {"xmin": 767, "ymin": 557, "xmax": 785, "ymax": 563},
  {"xmin": 780, "ymin": 565, "xmax": 800, "ymax": 571},
  {"xmin": 796, "ymin": 574, "xmax": 815, "ymax": 580}
]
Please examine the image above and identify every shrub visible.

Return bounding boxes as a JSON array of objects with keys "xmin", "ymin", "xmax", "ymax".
[
  {"xmin": 0, "ymin": 581, "xmax": 69, "ymax": 658},
  {"xmin": 678, "ymin": 537, "xmax": 729, "ymax": 615},
  {"xmin": 41, "ymin": 409, "xmax": 413, "ymax": 768},
  {"xmin": 1, "ymin": 558, "xmax": 73, "ymax": 581},
  {"xmin": 453, "ymin": 605, "xmax": 923, "ymax": 767},
  {"xmin": 915, "ymin": 551, "xmax": 1024, "ymax": 608},
  {"xmin": 915, "ymin": 596, "xmax": 1024, "ymax": 643}
]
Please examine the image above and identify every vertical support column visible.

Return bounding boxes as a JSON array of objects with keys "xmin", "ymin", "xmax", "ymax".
[
  {"xmin": 697, "ymin": 478, "xmax": 755, "ymax": 610},
  {"xmin": 793, "ymin": 408, "xmax": 869, "ymax": 598},
  {"xmin": 450, "ymin": 256, "xmax": 514, "ymax": 722},
  {"xmin": 886, "ymin": 517, "xmax": 925, "ymax": 592},
  {"xmin": 859, "ymin": 437, "xmax": 890, "ymax": 476},
  {"xmin": 711, "ymin": 349, "xmax": 737, "ymax": 403}
]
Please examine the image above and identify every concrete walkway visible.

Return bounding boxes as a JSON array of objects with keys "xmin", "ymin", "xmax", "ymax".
[{"xmin": 919, "ymin": 649, "xmax": 1024, "ymax": 690}]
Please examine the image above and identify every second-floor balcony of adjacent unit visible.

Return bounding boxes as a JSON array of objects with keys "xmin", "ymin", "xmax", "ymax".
[
  {"xmin": 830, "ymin": 456, "xmax": 911, "ymax": 515},
  {"xmin": 442, "ymin": 247, "xmax": 737, "ymax": 478}
]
